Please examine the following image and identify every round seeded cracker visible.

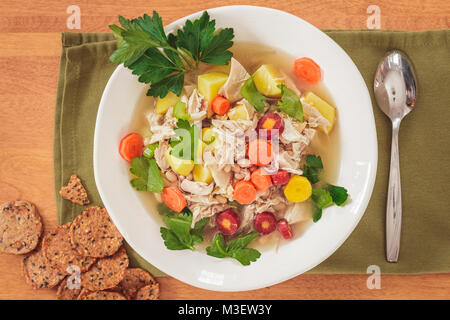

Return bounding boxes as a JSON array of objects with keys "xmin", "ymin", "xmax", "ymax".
[
  {"xmin": 43, "ymin": 223, "xmax": 97, "ymax": 273},
  {"xmin": 119, "ymin": 268, "xmax": 157, "ymax": 299},
  {"xmin": 135, "ymin": 283, "xmax": 160, "ymax": 300},
  {"xmin": 0, "ymin": 200, "xmax": 43, "ymax": 254},
  {"xmin": 22, "ymin": 244, "xmax": 65, "ymax": 289},
  {"xmin": 78, "ymin": 289, "xmax": 127, "ymax": 300},
  {"xmin": 70, "ymin": 206, "xmax": 123, "ymax": 258},
  {"xmin": 81, "ymin": 246, "xmax": 129, "ymax": 291}
]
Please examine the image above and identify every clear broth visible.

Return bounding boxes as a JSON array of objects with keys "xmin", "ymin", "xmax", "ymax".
[{"xmin": 130, "ymin": 42, "xmax": 341, "ymax": 251}]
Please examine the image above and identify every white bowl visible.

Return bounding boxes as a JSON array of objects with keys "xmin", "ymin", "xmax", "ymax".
[{"xmin": 94, "ymin": 5, "xmax": 377, "ymax": 292}]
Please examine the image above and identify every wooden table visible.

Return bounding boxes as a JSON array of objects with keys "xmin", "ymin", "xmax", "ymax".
[{"xmin": 0, "ymin": 0, "xmax": 449, "ymax": 300}]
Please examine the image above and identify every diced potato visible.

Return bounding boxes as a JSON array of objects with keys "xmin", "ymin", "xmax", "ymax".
[
  {"xmin": 165, "ymin": 149, "xmax": 194, "ymax": 176},
  {"xmin": 198, "ymin": 72, "xmax": 229, "ymax": 105},
  {"xmin": 284, "ymin": 176, "xmax": 312, "ymax": 203},
  {"xmin": 228, "ymin": 104, "xmax": 249, "ymax": 120},
  {"xmin": 155, "ymin": 91, "xmax": 179, "ymax": 114},
  {"xmin": 253, "ymin": 64, "xmax": 284, "ymax": 98},
  {"xmin": 303, "ymin": 92, "xmax": 336, "ymax": 133},
  {"xmin": 193, "ymin": 164, "xmax": 213, "ymax": 184}
]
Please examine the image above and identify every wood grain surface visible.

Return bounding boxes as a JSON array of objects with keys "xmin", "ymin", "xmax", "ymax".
[{"xmin": 0, "ymin": 0, "xmax": 449, "ymax": 300}]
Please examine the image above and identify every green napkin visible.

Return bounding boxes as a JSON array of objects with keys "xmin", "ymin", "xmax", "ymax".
[{"xmin": 54, "ymin": 30, "xmax": 450, "ymax": 276}]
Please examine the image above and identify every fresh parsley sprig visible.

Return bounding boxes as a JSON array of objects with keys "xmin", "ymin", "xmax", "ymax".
[
  {"xmin": 206, "ymin": 232, "xmax": 261, "ymax": 266},
  {"xmin": 160, "ymin": 207, "xmax": 210, "ymax": 250},
  {"xmin": 109, "ymin": 11, "xmax": 234, "ymax": 98},
  {"xmin": 129, "ymin": 157, "xmax": 164, "ymax": 193}
]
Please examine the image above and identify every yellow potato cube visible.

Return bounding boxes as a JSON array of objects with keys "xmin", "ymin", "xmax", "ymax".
[
  {"xmin": 253, "ymin": 64, "xmax": 284, "ymax": 98},
  {"xmin": 155, "ymin": 91, "xmax": 179, "ymax": 114},
  {"xmin": 284, "ymin": 176, "xmax": 312, "ymax": 202},
  {"xmin": 227, "ymin": 104, "xmax": 249, "ymax": 120},
  {"xmin": 198, "ymin": 72, "xmax": 228, "ymax": 105},
  {"xmin": 193, "ymin": 164, "xmax": 213, "ymax": 184},
  {"xmin": 304, "ymin": 92, "xmax": 336, "ymax": 133},
  {"xmin": 165, "ymin": 149, "xmax": 194, "ymax": 176}
]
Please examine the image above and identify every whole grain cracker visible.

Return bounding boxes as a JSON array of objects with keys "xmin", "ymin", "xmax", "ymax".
[
  {"xmin": 119, "ymin": 268, "xmax": 157, "ymax": 299},
  {"xmin": 0, "ymin": 200, "xmax": 43, "ymax": 254},
  {"xmin": 81, "ymin": 246, "xmax": 129, "ymax": 291},
  {"xmin": 78, "ymin": 289, "xmax": 126, "ymax": 300},
  {"xmin": 59, "ymin": 174, "xmax": 90, "ymax": 205},
  {"xmin": 135, "ymin": 283, "xmax": 160, "ymax": 300},
  {"xmin": 56, "ymin": 277, "xmax": 82, "ymax": 300},
  {"xmin": 22, "ymin": 244, "xmax": 65, "ymax": 289},
  {"xmin": 42, "ymin": 223, "xmax": 96, "ymax": 273},
  {"xmin": 70, "ymin": 206, "xmax": 123, "ymax": 258}
]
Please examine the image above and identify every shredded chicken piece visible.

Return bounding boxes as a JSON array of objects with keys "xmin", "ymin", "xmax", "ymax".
[
  {"xmin": 189, "ymin": 203, "xmax": 229, "ymax": 227},
  {"xmin": 284, "ymin": 202, "xmax": 312, "ymax": 224},
  {"xmin": 218, "ymin": 58, "xmax": 250, "ymax": 102},
  {"xmin": 180, "ymin": 179, "xmax": 214, "ymax": 196},
  {"xmin": 154, "ymin": 140, "xmax": 170, "ymax": 171},
  {"xmin": 301, "ymin": 99, "xmax": 330, "ymax": 131},
  {"xmin": 187, "ymin": 89, "xmax": 207, "ymax": 122}
]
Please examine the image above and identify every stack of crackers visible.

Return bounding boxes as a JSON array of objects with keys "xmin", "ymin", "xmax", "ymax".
[{"xmin": 0, "ymin": 175, "xmax": 160, "ymax": 300}]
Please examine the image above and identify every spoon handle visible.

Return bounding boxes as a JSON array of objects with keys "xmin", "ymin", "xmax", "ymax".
[{"xmin": 386, "ymin": 121, "xmax": 402, "ymax": 262}]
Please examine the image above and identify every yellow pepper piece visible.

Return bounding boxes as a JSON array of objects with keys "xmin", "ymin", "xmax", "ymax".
[{"xmin": 284, "ymin": 176, "xmax": 312, "ymax": 202}]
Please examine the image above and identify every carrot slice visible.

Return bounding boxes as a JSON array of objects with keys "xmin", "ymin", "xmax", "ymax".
[
  {"xmin": 233, "ymin": 181, "xmax": 257, "ymax": 205},
  {"xmin": 211, "ymin": 96, "xmax": 230, "ymax": 115},
  {"xmin": 119, "ymin": 133, "xmax": 144, "ymax": 162},
  {"xmin": 250, "ymin": 168, "xmax": 272, "ymax": 191},
  {"xmin": 162, "ymin": 186, "xmax": 187, "ymax": 213},
  {"xmin": 248, "ymin": 139, "xmax": 273, "ymax": 166},
  {"xmin": 293, "ymin": 57, "xmax": 322, "ymax": 84}
]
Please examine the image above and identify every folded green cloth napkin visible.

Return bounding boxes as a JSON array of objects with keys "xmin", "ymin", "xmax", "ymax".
[{"xmin": 54, "ymin": 30, "xmax": 450, "ymax": 276}]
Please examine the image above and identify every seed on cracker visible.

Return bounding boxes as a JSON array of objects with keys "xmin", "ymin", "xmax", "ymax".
[
  {"xmin": 56, "ymin": 277, "xmax": 83, "ymax": 300},
  {"xmin": 78, "ymin": 289, "xmax": 127, "ymax": 300},
  {"xmin": 81, "ymin": 247, "xmax": 129, "ymax": 291},
  {"xmin": 22, "ymin": 243, "xmax": 65, "ymax": 289},
  {"xmin": 120, "ymin": 268, "xmax": 157, "ymax": 299},
  {"xmin": 70, "ymin": 206, "xmax": 123, "ymax": 258},
  {"xmin": 59, "ymin": 174, "xmax": 90, "ymax": 205},
  {"xmin": 0, "ymin": 200, "xmax": 43, "ymax": 255},
  {"xmin": 135, "ymin": 283, "xmax": 160, "ymax": 300},
  {"xmin": 42, "ymin": 223, "xmax": 96, "ymax": 274}
]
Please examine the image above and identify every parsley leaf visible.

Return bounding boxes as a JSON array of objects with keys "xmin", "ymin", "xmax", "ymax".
[
  {"xmin": 311, "ymin": 189, "xmax": 333, "ymax": 209},
  {"xmin": 129, "ymin": 157, "xmax": 164, "ymax": 193},
  {"xmin": 160, "ymin": 209, "xmax": 210, "ymax": 251},
  {"xmin": 109, "ymin": 11, "xmax": 234, "ymax": 98},
  {"xmin": 206, "ymin": 232, "xmax": 261, "ymax": 266},
  {"xmin": 277, "ymin": 84, "xmax": 303, "ymax": 121},
  {"xmin": 327, "ymin": 185, "xmax": 349, "ymax": 206},
  {"xmin": 176, "ymin": 11, "xmax": 234, "ymax": 66},
  {"xmin": 240, "ymin": 77, "xmax": 267, "ymax": 112}
]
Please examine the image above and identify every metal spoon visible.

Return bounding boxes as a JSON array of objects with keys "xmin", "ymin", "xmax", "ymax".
[{"xmin": 374, "ymin": 50, "xmax": 417, "ymax": 263}]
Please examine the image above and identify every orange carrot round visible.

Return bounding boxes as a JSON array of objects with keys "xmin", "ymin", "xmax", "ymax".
[
  {"xmin": 293, "ymin": 57, "xmax": 322, "ymax": 84},
  {"xmin": 250, "ymin": 168, "xmax": 272, "ymax": 191},
  {"xmin": 119, "ymin": 133, "xmax": 143, "ymax": 162},
  {"xmin": 248, "ymin": 139, "xmax": 273, "ymax": 166},
  {"xmin": 162, "ymin": 186, "xmax": 187, "ymax": 213},
  {"xmin": 211, "ymin": 96, "xmax": 230, "ymax": 115},
  {"xmin": 233, "ymin": 181, "xmax": 257, "ymax": 205}
]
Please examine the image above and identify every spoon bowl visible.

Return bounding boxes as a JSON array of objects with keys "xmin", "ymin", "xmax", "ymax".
[{"xmin": 374, "ymin": 50, "xmax": 418, "ymax": 262}]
